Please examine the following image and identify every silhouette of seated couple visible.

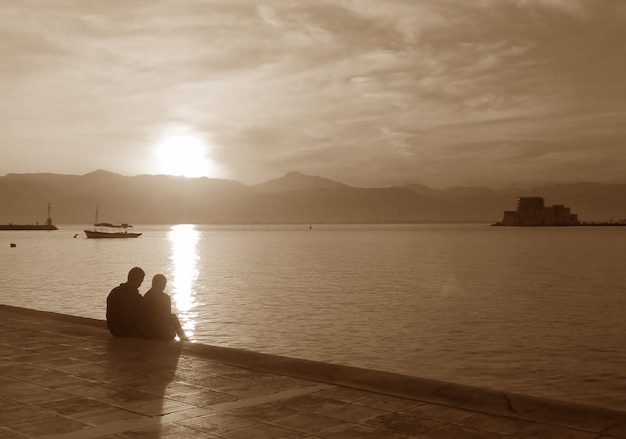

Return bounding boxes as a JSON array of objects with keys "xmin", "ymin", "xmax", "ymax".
[{"xmin": 106, "ymin": 267, "xmax": 188, "ymax": 342}]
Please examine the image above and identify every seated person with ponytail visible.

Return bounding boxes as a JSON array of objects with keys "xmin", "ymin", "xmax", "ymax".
[{"xmin": 139, "ymin": 274, "xmax": 188, "ymax": 341}]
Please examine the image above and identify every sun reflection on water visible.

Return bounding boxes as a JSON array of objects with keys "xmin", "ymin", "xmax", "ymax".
[{"xmin": 168, "ymin": 224, "xmax": 200, "ymax": 339}]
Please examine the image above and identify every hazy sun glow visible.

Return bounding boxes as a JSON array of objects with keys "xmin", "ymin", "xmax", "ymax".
[{"xmin": 156, "ymin": 134, "xmax": 219, "ymax": 178}]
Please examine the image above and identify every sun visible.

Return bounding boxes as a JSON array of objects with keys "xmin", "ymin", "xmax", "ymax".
[{"xmin": 156, "ymin": 134, "xmax": 219, "ymax": 178}]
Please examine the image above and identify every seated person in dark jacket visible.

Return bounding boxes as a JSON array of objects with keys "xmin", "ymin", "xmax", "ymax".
[
  {"xmin": 106, "ymin": 267, "xmax": 145, "ymax": 337},
  {"xmin": 140, "ymin": 274, "xmax": 188, "ymax": 341}
]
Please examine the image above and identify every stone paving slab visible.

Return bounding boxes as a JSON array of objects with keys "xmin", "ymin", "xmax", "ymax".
[{"xmin": 1, "ymin": 304, "xmax": 626, "ymax": 439}]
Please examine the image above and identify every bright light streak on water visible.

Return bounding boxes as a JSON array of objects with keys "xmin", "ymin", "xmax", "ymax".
[{"xmin": 167, "ymin": 224, "xmax": 200, "ymax": 337}]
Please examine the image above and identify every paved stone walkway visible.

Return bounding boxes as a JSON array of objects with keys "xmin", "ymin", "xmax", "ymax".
[{"xmin": 1, "ymin": 305, "xmax": 626, "ymax": 438}]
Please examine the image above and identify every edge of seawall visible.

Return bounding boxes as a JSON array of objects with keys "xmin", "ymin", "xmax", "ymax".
[{"xmin": 2, "ymin": 303, "xmax": 625, "ymax": 432}]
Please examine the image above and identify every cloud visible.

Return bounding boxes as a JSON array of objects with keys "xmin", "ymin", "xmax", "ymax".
[
  {"xmin": 257, "ymin": 5, "xmax": 282, "ymax": 27},
  {"xmin": 509, "ymin": 0, "xmax": 585, "ymax": 15}
]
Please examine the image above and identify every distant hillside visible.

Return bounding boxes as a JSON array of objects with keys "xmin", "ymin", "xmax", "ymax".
[
  {"xmin": 0, "ymin": 171, "xmax": 625, "ymax": 224},
  {"xmin": 253, "ymin": 171, "xmax": 350, "ymax": 192}
]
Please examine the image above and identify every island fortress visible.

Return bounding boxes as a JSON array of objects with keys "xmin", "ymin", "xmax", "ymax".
[{"xmin": 494, "ymin": 196, "xmax": 580, "ymax": 226}]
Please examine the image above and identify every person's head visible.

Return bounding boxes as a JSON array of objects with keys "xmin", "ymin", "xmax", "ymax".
[
  {"xmin": 151, "ymin": 274, "xmax": 167, "ymax": 292},
  {"xmin": 127, "ymin": 267, "xmax": 145, "ymax": 289}
]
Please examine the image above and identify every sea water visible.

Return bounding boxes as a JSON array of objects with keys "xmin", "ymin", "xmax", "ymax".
[{"xmin": 1, "ymin": 223, "xmax": 626, "ymax": 410}]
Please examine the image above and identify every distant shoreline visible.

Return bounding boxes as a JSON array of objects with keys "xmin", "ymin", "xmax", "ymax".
[{"xmin": 491, "ymin": 222, "xmax": 626, "ymax": 227}]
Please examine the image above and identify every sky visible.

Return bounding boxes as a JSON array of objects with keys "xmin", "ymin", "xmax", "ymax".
[{"xmin": 1, "ymin": 0, "xmax": 625, "ymax": 188}]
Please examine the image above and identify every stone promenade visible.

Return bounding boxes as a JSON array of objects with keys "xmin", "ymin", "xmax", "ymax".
[{"xmin": 1, "ymin": 304, "xmax": 626, "ymax": 438}]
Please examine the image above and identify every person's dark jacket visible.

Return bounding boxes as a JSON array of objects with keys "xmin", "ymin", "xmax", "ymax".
[
  {"xmin": 139, "ymin": 288, "xmax": 176, "ymax": 341},
  {"xmin": 106, "ymin": 283, "xmax": 143, "ymax": 337}
]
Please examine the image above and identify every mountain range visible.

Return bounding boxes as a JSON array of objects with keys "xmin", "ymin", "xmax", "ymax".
[{"xmin": 1, "ymin": 170, "xmax": 625, "ymax": 224}]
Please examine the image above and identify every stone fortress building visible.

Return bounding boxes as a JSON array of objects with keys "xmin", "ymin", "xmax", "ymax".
[{"xmin": 495, "ymin": 196, "xmax": 580, "ymax": 226}]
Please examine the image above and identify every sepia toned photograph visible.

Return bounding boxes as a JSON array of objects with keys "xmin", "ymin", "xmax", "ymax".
[{"xmin": 1, "ymin": 1, "xmax": 626, "ymax": 437}]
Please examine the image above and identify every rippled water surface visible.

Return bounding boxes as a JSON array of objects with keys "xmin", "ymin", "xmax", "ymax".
[{"xmin": 2, "ymin": 224, "xmax": 626, "ymax": 410}]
